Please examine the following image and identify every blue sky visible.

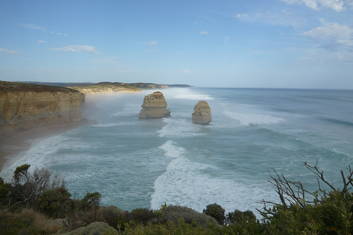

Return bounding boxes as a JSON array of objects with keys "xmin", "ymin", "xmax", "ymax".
[{"xmin": 0, "ymin": 0, "xmax": 353, "ymax": 88}]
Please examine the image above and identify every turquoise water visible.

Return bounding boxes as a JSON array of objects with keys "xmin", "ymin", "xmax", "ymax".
[{"xmin": 2, "ymin": 88, "xmax": 353, "ymax": 213}]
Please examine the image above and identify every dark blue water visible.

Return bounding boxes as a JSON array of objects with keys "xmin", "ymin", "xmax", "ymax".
[{"xmin": 2, "ymin": 88, "xmax": 353, "ymax": 213}]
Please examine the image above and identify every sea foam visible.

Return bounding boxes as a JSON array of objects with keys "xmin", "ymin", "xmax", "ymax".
[
  {"xmin": 151, "ymin": 140, "xmax": 276, "ymax": 213},
  {"xmin": 164, "ymin": 88, "xmax": 214, "ymax": 101},
  {"xmin": 158, "ymin": 118, "xmax": 205, "ymax": 138},
  {"xmin": 224, "ymin": 110, "xmax": 284, "ymax": 126},
  {"xmin": 0, "ymin": 134, "xmax": 68, "ymax": 179}
]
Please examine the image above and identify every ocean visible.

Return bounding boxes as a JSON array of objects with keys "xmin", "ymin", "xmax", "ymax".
[{"xmin": 1, "ymin": 88, "xmax": 353, "ymax": 214}]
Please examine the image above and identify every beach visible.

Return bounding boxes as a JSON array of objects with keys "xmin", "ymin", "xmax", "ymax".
[{"xmin": 0, "ymin": 120, "xmax": 89, "ymax": 171}]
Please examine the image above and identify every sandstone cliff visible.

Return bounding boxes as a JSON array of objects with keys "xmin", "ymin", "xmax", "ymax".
[
  {"xmin": 192, "ymin": 101, "xmax": 212, "ymax": 125},
  {"xmin": 139, "ymin": 91, "xmax": 170, "ymax": 119},
  {"xmin": 69, "ymin": 82, "xmax": 141, "ymax": 94},
  {"xmin": 0, "ymin": 81, "xmax": 85, "ymax": 133}
]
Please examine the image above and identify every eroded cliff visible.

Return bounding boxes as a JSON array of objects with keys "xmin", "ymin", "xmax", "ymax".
[
  {"xmin": 69, "ymin": 82, "xmax": 141, "ymax": 94},
  {"xmin": 0, "ymin": 81, "xmax": 85, "ymax": 133}
]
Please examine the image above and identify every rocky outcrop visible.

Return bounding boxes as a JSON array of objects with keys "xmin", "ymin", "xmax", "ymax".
[
  {"xmin": 192, "ymin": 101, "xmax": 211, "ymax": 125},
  {"xmin": 0, "ymin": 81, "xmax": 84, "ymax": 133},
  {"xmin": 139, "ymin": 91, "xmax": 170, "ymax": 119}
]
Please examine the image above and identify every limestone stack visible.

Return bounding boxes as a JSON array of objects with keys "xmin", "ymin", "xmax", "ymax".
[
  {"xmin": 139, "ymin": 91, "xmax": 170, "ymax": 119},
  {"xmin": 192, "ymin": 101, "xmax": 211, "ymax": 125}
]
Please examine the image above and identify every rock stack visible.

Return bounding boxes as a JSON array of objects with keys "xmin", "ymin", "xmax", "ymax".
[
  {"xmin": 192, "ymin": 101, "xmax": 211, "ymax": 125},
  {"xmin": 139, "ymin": 91, "xmax": 170, "ymax": 119}
]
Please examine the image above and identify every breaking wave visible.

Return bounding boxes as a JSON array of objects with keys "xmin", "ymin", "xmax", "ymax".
[
  {"xmin": 150, "ymin": 140, "xmax": 275, "ymax": 213},
  {"xmin": 224, "ymin": 110, "xmax": 284, "ymax": 126},
  {"xmin": 164, "ymin": 88, "xmax": 214, "ymax": 101}
]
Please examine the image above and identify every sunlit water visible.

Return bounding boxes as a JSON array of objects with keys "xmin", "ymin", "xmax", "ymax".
[{"xmin": 2, "ymin": 88, "xmax": 353, "ymax": 213}]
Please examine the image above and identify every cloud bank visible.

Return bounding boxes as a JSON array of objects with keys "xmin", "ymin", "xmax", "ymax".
[
  {"xmin": 281, "ymin": 0, "xmax": 353, "ymax": 11},
  {"xmin": 304, "ymin": 22, "xmax": 353, "ymax": 47}
]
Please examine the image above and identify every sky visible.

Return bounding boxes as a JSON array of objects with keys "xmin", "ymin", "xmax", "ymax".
[{"xmin": 0, "ymin": 0, "xmax": 353, "ymax": 89}]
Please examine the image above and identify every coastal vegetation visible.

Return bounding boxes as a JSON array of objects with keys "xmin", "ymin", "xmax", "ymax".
[{"xmin": 0, "ymin": 163, "xmax": 352, "ymax": 234}]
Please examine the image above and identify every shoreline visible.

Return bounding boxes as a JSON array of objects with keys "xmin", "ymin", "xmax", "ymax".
[
  {"xmin": 0, "ymin": 119, "xmax": 89, "ymax": 171},
  {"xmin": 0, "ymin": 89, "xmax": 144, "ymax": 171}
]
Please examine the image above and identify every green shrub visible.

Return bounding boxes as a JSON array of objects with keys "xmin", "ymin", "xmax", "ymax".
[
  {"xmin": 160, "ymin": 205, "xmax": 218, "ymax": 227},
  {"xmin": 0, "ymin": 177, "xmax": 11, "ymax": 208},
  {"xmin": 122, "ymin": 220, "xmax": 221, "ymax": 235},
  {"xmin": 13, "ymin": 164, "xmax": 30, "ymax": 184},
  {"xmin": 0, "ymin": 209, "xmax": 64, "ymax": 235},
  {"xmin": 80, "ymin": 192, "xmax": 101, "ymax": 210},
  {"xmin": 97, "ymin": 206, "xmax": 125, "ymax": 228},
  {"xmin": 4, "ymin": 164, "xmax": 64, "ymax": 210},
  {"xmin": 36, "ymin": 187, "xmax": 73, "ymax": 218},
  {"xmin": 62, "ymin": 221, "xmax": 118, "ymax": 235},
  {"xmin": 129, "ymin": 208, "xmax": 159, "ymax": 225},
  {"xmin": 203, "ymin": 203, "xmax": 225, "ymax": 225},
  {"xmin": 227, "ymin": 210, "xmax": 256, "ymax": 225}
]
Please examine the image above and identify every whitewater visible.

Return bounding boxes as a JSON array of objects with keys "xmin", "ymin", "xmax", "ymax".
[{"xmin": 1, "ymin": 88, "xmax": 353, "ymax": 213}]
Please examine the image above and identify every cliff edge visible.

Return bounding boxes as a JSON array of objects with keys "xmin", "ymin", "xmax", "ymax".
[{"xmin": 0, "ymin": 81, "xmax": 85, "ymax": 134}]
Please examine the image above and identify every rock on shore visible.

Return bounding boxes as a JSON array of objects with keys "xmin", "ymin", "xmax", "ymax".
[
  {"xmin": 192, "ymin": 101, "xmax": 211, "ymax": 125},
  {"xmin": 139, "ymin": 91, "xmax": 170, "ymax": 119}
]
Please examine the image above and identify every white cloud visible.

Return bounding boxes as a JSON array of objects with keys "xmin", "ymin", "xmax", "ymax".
[
  {"xmin": 303, "ymin": 22, "xmax": 353, "ymax": 47},
  {"xmin": 200, "ymin": 31, "xmax": 209, "ymax": 35},
  {"xmin": 52, "ymin": 45, "xmax": 97, "ymax": 53},
  {"xmin": 20, "ymin": 24, "xmax": 46, "ymax": 31},
  {"xmin": 281, "ymin": 0, "xmax": 353, "ymax": 11},
  {"xmin": 233, "ymin": 10, "xmax": 306, "ymax": 28},
  {"xmin": 37, "ymin": 40, "xmax": 47, "ymax": 44},
  {"xmin": 0, "ymin": 48, "xmax": 17, "ymax": 55},
  {"xmin": 146, "ymin": 41, "xmax": 158, "ymax": 47},
  {"xmin": 20, "ymin": 24, "xmax": 67, "ymax": 37}
]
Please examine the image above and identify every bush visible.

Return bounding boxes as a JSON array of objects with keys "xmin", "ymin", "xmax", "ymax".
[
  {"xmin": 160, "ymin": 205, "xmax": 218, "ymax": 227},
  {"xmin": 97, "ymin": 206, "xmax": 125, "ymax": 228},
  {"xmin": 4, "ymin": 164, "xmax": 64, "ymax": 210},
  {"xmin": 0, "ymin": 177, "xmax": 11, "ymax": 208},
  {"xmin": 203, "ymin": 203, "xmax": 225, "ymax": 225},
  {"xmin": 227, "ymin": 210, "xmax": 256, "ymax": 225},
  {"xmin": 62, "ymin": 221, "xmax": 118, "ymax": 235},
  {"xmin": 129, "ymin": 208, "xmax": 159, "ymax": 225},
  {"xmin": 0, "ymin": 209, "xmax": 64, "ymax": 235},
  {"xmin": 122, "ymin": 220, "xmax": 221, "ymax": 235},
  {"xmin": 36, "ymin": 187, "xmax": 73, "ymax": 218},
  {"xmin": 80, "ymin": 192, "xmax": 101, "ymax": 210}
]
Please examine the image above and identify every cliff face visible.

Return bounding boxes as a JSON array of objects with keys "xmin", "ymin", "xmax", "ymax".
[
  {"xmin": 0, "ymin": 81, "xmax": 85, "ymax": 133},
  {"xmin": 69, "ymin": 83, "xmax": 141, "ymax": 94},
  {"xmin": 67, "ymin": 82, "xmax": 177, "ymax": 94}
]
